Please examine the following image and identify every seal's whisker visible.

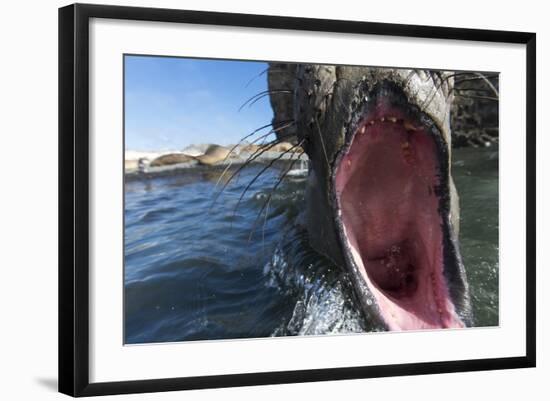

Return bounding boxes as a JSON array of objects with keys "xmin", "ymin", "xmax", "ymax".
[
  {"xmin": 238, "ymin": 90, "xmax": 293, "ymax": 112},
  {"xmin": 213, "ymin": 124, "xmax": 297, "ymax": 193},
  {"xmin": 248, "ymin": 121, "xmax": 295, "ymax": 146},
  {"xmin": 444, "ymin": 72, "xmax": 483, "ymax": 79},
  {"xmin": 404, "ymin": 70, "xmax": 417, "ymax": 88},
  {"xmin": 430, "ymin": 71, "xmax": 477, "ymax": 100},
  {"xmin": 445, "ymin": 72, "xmax": 499, "ymax": 104},
  {"xmin": 212, "ymin": 123, "xmax": 273, "ymax": 190},
  {"xmin": 233, "ymin": 122, "xmax": 273, "ymax": 146},
  {"xmin": 422, "ymin": 71, "xmax": 458, "ymax": 109},
  {"xmin": 209, "ymin": 138, "xmax": 293, "ymax": 210},
  {"xmin": 422, "ymin": 87, "xmax": 439, "ymax": 110},
  {"xmin": 230, "ymin": 142, "xmax": 304, "ymax": 228},
  {"xmin": 238, "ymin": 90, "xmax": 271, "ymax": 112},
  {"xmin": 214, "ymin": 121, "xmax": 296, "ymax": 189},
  {"xmin": 247, "ymin": 141, "xmax": 304, "ymax": 243},
  {"xmin": 472, "ymin": 72, "xmax": 499, "ymax": 97},
  {"xmin": 248, "ymin": 91, "xmax": 293, "ymax": 109},
  {"xmin": 454, "ymin": 74, "xmax": 499, "ymax": 85},
  {"xmin": 430, "ymin": 71, "xmax": 443, "ymax": 93},
  {"xmin": 437, "ymin": 72, "xmax": 454, "ymax": 100},
  {"xmin": 314, "ymin": 116, "xmax": 331, "ymax": 170},
  {"xmin": 453, "ymin": 94, "xmax": 499, "ymax": 101},
  {"xmin": 442, "ymin": 72, "xmax": 497, "ymax": 91},
  {"xmin": 416, "ymin": 69, "xmax": 431, "ymax": 82},
  {"xmin": 261, "ymin": 145, "xmax": 305, "ymax": 248},
  {"xmin": 257, "ymin": 153, "xmax": 304, "ymax": 245},
  {"xmin": 245, "ymin": 67, "xmax": 291, "ymax": 88},
  {"xmin": 235, "ymin": 120, "xmax": 295, "ymax": 150},
  {"xmin": 244, "ymin": 67, "xmax": 268, "ymax": 88},
  {"xmin": 447, "ymin": 73, "xmax": 499, "ymax": 99},
  {"xmin": 421, "ymin": 72, "xmax": 440, "ymax": 110}
]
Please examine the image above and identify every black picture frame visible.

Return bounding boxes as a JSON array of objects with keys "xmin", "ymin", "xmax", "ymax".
[{"xmin": 58, "ymin": 3, "xmax": 536, "ymax": 397}]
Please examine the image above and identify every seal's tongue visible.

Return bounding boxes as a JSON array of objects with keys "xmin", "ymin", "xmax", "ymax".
[{"xmin": 334, "ymin": 109, "xmax": 464, "ymax": 330}]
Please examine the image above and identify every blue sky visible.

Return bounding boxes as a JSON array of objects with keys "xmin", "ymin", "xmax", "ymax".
[{"xmin": 124, "ymin": 55, "xmax": 274, "ymax": 151}]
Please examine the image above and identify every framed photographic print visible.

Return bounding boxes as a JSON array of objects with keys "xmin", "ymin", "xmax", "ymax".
[{"xmin": 58, "ymin": 3, "xmax": 536, "ymax": 397}]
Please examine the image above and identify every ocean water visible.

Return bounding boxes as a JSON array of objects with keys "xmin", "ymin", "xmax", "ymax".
[{"xmin": 124, "ymin": 147, "xmax": 499, "ymax": 344}]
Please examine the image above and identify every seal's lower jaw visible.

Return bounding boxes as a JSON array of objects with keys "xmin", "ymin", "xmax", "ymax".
[{"xmin": 334, "ymin": 110, "xmax": 464, "ymax": 331}]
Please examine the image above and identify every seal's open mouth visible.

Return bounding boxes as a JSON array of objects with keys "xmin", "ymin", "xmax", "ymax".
[{"xmin": 334, "ymin": 97, "xmax": 464, "ymax": 330}]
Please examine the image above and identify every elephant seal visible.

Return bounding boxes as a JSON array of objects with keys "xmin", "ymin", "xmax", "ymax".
[
  {"xmin": 146, "ymin": 145, "xmax": 234, "ymax": 168},
  {"xmin": 182, "ymin": 144, "xmax": 210, "ymax": 157},
  {"xmin": 195, "ymin": 144, "xmax": 233, "ymax": 165},
  {"xmin": 239, "ymin": 143, "xmax": 262, "ymax": 154},
  {"xmin": 149, "ymin": 153, "xmax": 194, "ymax": 167},
  {"xmin": 267, "ymin": 141, "xmax": 295, "ymax": 153},
  {"xmin": 269, "ymin": 64, "xmax": 473, "ymax": 330}
]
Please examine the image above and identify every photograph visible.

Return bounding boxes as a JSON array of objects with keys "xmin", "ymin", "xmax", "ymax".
[{"xmin": 123, "ymin": 55, "xmax": 500, "ymax": 344}]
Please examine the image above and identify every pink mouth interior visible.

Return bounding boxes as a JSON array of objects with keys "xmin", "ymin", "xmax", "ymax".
[{"xmin": 335, "ymin": 108, "xmax": 464, "ymax": 330}]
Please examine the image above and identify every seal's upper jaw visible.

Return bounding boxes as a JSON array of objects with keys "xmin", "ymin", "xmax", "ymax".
[{"xmin": 333, "ymin": 89, "xmax": 464, "ymax": 330}]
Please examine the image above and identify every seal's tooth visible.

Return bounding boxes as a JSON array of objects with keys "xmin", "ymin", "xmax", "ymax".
[
  {"xmin": 388, "ymin": 117, "xmax": 397, "ymax": 123},
  {"xmin": 359, "ymin": 126, "xmax": 366, "ymax": 135},
  {"xmin": 404, "ymin": 122, "xmax": 417, "ymax": 131},
  {"xmin": 380, "ymin": 117, "xmax": 385, "ymax": 122}
]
